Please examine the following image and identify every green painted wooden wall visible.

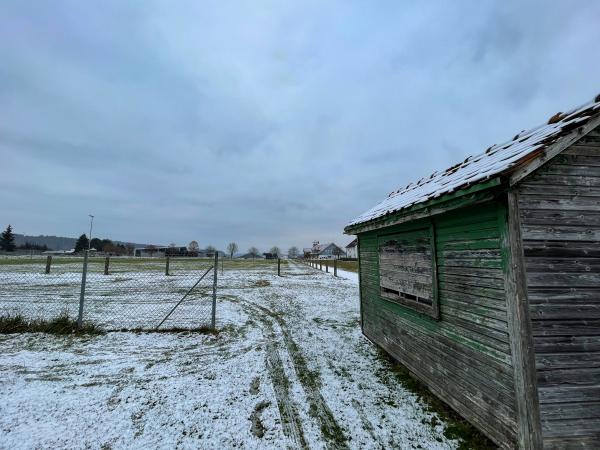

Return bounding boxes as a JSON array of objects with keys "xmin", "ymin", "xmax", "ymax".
[{"xmin": 358, "ymin": 200, "xmax": 518, "ymax": 447}]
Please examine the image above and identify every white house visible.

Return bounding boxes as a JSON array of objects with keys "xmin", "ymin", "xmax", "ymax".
[
  {"xmin": 303, "ymin": 241, "xmax": 346, "ymax": 259},
  {"xmin": 345, "ymin": 238, "xmax": 357, "ymax": 259}
]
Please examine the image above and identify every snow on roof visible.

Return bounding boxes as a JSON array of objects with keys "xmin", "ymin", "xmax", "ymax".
[{"xmin": 347, "ymin": 95, "xmax": 600, "ymax": 229}]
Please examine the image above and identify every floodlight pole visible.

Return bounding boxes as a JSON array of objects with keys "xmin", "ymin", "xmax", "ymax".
[{"xmin": 88, "ymin": 214, "xmax": 94, "ymax": 249}]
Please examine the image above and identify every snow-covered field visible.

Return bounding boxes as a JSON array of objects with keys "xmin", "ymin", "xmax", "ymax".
[{"xmin": 0, "ymin": 261, "xmax": 459, "ymax": 449}]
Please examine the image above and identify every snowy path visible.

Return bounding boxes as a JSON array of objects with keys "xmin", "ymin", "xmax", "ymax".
[{"xmin": 0, "ymin": 262, "xmax": 458, "ymax": 449}]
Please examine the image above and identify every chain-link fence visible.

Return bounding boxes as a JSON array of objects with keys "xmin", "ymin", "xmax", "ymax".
[{"xmin": 0, "ymin": 253, "xmax": 218, "ymax": 330}]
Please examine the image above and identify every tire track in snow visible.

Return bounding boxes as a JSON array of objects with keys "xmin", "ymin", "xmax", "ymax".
[
  {"xmin": 235, "ymin": 297, "xmax": 308, "ymax": 449},
  {"xmin": 237, "ymin": 291, "xmax": 349, "ymax": 450}
]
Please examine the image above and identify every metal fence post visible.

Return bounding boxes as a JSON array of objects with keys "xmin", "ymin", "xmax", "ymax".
[
  {"xmin": 334, "ymin": 259, "xmax": 338, "ymax": 277},
  {"xmin": 278, "ymin": 258, "xmax": 281, "ymax": 276},
  {"xmin": 77, "ymin": 250, "xmax": 89, "ymax": 329},
  {"xmin": 165, "ymin": 256, "xmax": 170, "ymax": 276},
  {"xmin": 211, "ymin": 252, "xmax": 218, "ymax": 330},
  {"xmin": 104, "ymin": 256, "xmax": 110, "ymax": 275},
  {"xmin": 45, "ymin": 255, "xmax": 52, "ymax": 274}
]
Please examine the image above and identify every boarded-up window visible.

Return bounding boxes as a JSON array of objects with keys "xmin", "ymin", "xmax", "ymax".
[{"xmin": 378, "ymin": 225, "xmax": 439, "ymax": 319}]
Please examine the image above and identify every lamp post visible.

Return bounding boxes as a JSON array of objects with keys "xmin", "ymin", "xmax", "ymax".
[{"xmin": 88, "ymin": 214, "xmax": 94, "ymax": 250}]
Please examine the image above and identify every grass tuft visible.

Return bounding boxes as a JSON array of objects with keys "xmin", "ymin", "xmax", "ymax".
[
  {"xmin": 122, "ymin": 326, "xmax": 220, "ymax": 335},
  {"xmin": 0, "ymin": 314, "xmax": 102, "ymax": 335}
]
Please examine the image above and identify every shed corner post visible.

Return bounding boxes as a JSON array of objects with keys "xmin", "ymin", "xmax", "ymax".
[
  {"xmin": 502, "ymin": 190, "xmax": 543, "ymax": 450},
  {"xmin": 356, "ymin": 236, "xmax": 364, "ymax": 332}
]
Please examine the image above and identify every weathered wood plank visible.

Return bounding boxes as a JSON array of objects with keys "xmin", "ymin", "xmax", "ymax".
[
  {"xmin": 521, "ymin": 224, "xmax": 600, "ymax": 241},
  {"xmin": 439, "ymin": 273, "xmax": 505, "ymax": 290},
  {"xmin": 531, "ymin": 319, "xmax": 600, "ymax": 337},
  {"xmin": 519, "ymin": 194, "xmax": 600, "ymax": 211},
  {"xmin": 530, "ymin": 303, "xmax": 600, "ymax": 320},
  {"xmin": 520, "ymin": 173, "xmax": 600, "ymax": 187},
  {"xmin": 533, "ymin": 335, "xmax": 600, "ymax": 353},
  {"xmin": 540, "ymin": 401, "xmax": 600, "ymax": 420},
  {"xmin": 504, "ymin": 190, "xmax": 544, "ymax": 449},
  {"xmin": 541, "ymin": 418, "xmax": 600, "ymax": 438},
  {"xmin": 538, "ymin": 386, "xmax": 600, "ymax": 404},
  {"xmin": 535, "ymin": 352, "xmax": 600, "ymax": 371},
  {"xmin": 537, "ymin": 366, "xmax": 600, "ymax": 386},
  {"xmin": 526, "ymin": 272, "xmax": 600, "ymax": 288},
  {"xmin": 528, "ymin": 287, "xmax": 600, "ymax": 304},
  {"xmin": 523, "ymin": 241, "xmax": 600, "ymax": 258},
  {"xmin": 523, "ymin": 257, "xmax": 600, "ymax": 273}
]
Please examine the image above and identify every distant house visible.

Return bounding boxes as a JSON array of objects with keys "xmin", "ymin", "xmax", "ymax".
[
  {"xmin": 345, "ymin": 94, "xmax": 600, "ymax": 449},
  {"xmin": 345, "ymin": 239, "xmax": 357, "ymax": 259},
  {"xmin": 303, "ymin": 241, "xmax": 346, "ymax": 259},
  {"xmin": 263, "ymin": 252, "xmax": 278, "ymax": 260}
]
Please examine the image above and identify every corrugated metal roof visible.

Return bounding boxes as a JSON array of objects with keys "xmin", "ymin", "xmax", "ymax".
[{"xmin": 347, "ymin": 95, "xmax": 600, "ymax": 229}]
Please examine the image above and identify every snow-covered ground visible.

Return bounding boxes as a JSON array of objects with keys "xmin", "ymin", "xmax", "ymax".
[{"xmin": 0, "ymin": 261, "xmax": 459, "ymax": 449}]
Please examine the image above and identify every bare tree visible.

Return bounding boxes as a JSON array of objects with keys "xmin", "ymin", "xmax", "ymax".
[
  {"xmin": 205, "ymin": 245, "xmax": 216, "ymax": 257},
  {"xmin": 226, "ymin": 242, "xmax": 238, "ymax": 259},
  {"xmin": 188, "ymin": 240, "xmax": 199, "ymax": 257},
  {"xmin": 248, "ymin": 246, "xmax": 259, "ymax": 259},
  {"xmin": 146, "ymin": 244, "xmax": 157, "ymax": 257},
  {"xmin": 269, "ymin": 246, "xmax": 281, "ymax": 257},
  {"xmin": 332, "ymin": 246, "xmax": 344, "ymax": 259},
  {"xmin": 288, "ymin": 246, "xmax": 299, "ymax": 259}
]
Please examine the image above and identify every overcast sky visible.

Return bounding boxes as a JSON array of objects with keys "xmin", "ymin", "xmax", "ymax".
[{"xmin": 1, "ymin": 1, "xmax": 599, "ymax": 252}]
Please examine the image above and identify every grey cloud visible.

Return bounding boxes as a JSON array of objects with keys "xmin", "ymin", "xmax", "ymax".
[{"xmin": 1, "ymin": 0, "xmax": 600, "ymax": 251}]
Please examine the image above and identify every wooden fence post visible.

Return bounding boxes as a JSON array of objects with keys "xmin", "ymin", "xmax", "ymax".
[
  {"xmin": 326, "ymin": 261, "xmax": 329, "ymax": 273},
  {"xmin": 277, "ymin": 258, "xmax": 281, "ymax": 276},
  {"xmin": 334, "ymin": 259, "xmax": 337, "ymax": 277},
  {"xmin": 45, "ymin": 255, "xmax": 52, "ymax": 274},
  {"xmin": 165, "ymin": 256, "xmax": 170, "ymax": 276},
  {"xmin": 104, "ymin": 256, "xmax": 110, "ymax": 275}
]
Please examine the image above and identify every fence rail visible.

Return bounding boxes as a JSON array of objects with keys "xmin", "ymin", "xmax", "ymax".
[{"xmin": 0, "ymin": 253, "xmax": 219, "ymax": 330}]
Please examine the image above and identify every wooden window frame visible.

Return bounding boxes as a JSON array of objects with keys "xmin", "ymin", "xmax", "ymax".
[{"xmin": 378, "ymin": 222, "xmax": 440, "ymax": 320}]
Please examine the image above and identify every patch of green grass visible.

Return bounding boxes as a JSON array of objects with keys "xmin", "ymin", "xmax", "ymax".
[
  {"xmin": 375, "ymin": 348, "xmax": 496, "ymax": 450},
  {"xmin": 336, "ymin": 260, "xmax": 358, "ymax": 273},
  {"xmin": 0, "ymin": 314, "xmax": 103, "ymax": 335}
]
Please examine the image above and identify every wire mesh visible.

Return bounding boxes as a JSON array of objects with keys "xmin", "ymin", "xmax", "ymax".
[{"xmin": 0, "ymin": 255, "xmax": 216, "ymax": 330}]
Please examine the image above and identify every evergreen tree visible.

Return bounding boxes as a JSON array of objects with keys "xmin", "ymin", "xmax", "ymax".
[
  {"xmin": 74, "ymin": 234, "xmax": 89, "ymax": 252},
  {"xmin": 0, "ymin": 225, "xmax": 16, "ymax": 251},
  {"xmin": 89, "ymin": 238, "xmax": 103, "ymax": 251}
]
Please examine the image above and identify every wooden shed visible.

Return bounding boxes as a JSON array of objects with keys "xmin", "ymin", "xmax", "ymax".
[{"xmin": 344, "ymin": 95, "xmax": 600, "ymax": 449}]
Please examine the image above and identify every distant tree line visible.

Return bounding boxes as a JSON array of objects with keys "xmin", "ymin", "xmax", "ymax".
[
  {"xmin": 74, "ymin": 234, "xmax": 134, "ymax": 255},
  {"xmin": 1, "ymin": 224, "xmax": 50, "ymax": 252}
]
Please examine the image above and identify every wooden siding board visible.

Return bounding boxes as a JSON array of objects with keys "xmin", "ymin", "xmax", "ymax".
[
  {"xmin": 518, "ymin": 128, "xmax": 600, "ymax": 448},
  {"xmin": 358, "ymin": 202, "xmax": 520, "ymax": 448}
]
